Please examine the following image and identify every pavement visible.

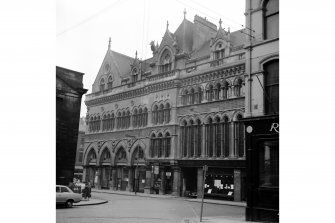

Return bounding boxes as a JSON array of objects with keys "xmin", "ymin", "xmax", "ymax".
[
  {"xmin": 73, "ymin": 198, "xmax": 108, "ymax": 206},
  {"xmin": 87, "ymin": 188, "xmax": 252, "ymax": 223}
]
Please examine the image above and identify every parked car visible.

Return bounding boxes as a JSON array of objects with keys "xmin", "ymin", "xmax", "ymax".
[{"xmin": 56, "ymin": 185, "xmax": 82, "ymax": 208}]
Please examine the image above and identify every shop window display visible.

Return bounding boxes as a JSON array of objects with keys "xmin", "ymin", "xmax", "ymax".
[{"xmin": 204, "ymin": 169, "xmax": 234, "ymax": 200}]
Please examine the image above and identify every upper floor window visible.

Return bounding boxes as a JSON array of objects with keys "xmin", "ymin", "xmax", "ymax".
[
  {"xmin": 234, "ymin": 114, "xmax": 245, "ymax": 157},
  {"xmin": 100, "ymin": 78, "xmax": 105, "ymax": 91},
  {"xmin": 264, "ymin": 59, "xmax": 279, "ymax": 114},
  {"xmin": 107, "ymin": 76, "xmax": 113, "ymax": 89},
  {"xmin": 132, "ymin": 68, "xmax": 138, "ymax": 82},
  {"xmin": 214, "ymin": 43, "xmax": 225, "ymax": 60},
  {"xmin": 264, "ymin": 0, "xmax": 279, "ymax": 39},
  {"xmin": 159, "ymin": 49, "xmax": 172, "ymax": 73}
]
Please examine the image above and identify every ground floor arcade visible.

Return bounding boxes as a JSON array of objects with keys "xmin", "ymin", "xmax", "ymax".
[{"xmin": 83, "ymin": 159, "xmax": 246, "ymax": 202}]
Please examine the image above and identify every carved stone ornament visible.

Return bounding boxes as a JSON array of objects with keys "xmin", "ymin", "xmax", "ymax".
[
  {"xmin": 111, "ymin": 140, "xmax": 119, "ymax": 153},
  {"xmin": 126, "ymin": 138, "xmax": 135, "ymax": 152},
  {"xmin": 115, "ymin": 104, "xmax": 118, "ymax": 109}
]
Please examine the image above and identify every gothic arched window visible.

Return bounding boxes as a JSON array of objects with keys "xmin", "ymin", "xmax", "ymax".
[
  {"xmin": 181, "ymin": 121, "xmax": 187, "ymax": 157},
  {"xmin": 165, "ymin": 132, "xmax": 171, "ymax": 157},
  {"xmin": 138, "ymin": 108, "xmax": 143, "ymax": 127},
  {"xmin": 117, "ymin": 112, "xmax": 121, "ymax": 129},
  {"xmin": 152, "ymin": 105, "xmax": 158, "ymax": 125},
  {"xmin": 195, "ymin": 119, "xmax": 202, "ymax": 157},
  {"xmin": 189, "ymin": 88, "xmax": 195, "ymax": 104},
  {"xmin": 111, "ymin": 113, "xmax": 115, "ymax": 130},
  {"xmin": 207, "ymin": 84, "xmax": 214, "ymax": 101},
  {"xmin": 164, "ymin": 103, "xmax": 171, "ymax": 123},
  {"xmin": 143, "ymin": 107, "xmax": 148, "ymax": 126},
  {"xmin": 100, "ymin": 78, "xmax": 105, "ymax": 91},
  {"xmin": 133, "ymin": 109, "xmax": 138, "ymax": 128},
  {"xmin": 222, "ymin": 116, "xmax": 230, "ymax": 157},
  {"xmin": 158, "ymin": 104, "xmax": 164, "ymax": 124},
  {"xmin": 108, "ymin": 76, "xmax": 113, "ymax": 89},
  {"xmin": 183, "ymin": 89, "xmax": 188, "ymax": 105},
  {"xmin": 157, "ymin": 133, "xmax": 163, "ymax": 157},
  {"xmin": 235, "ymin": 114, "xmax": 245, "ymax": 157},
  {"xmin": 150, "ymin": 133, "xmax": 156, "ymax": 157},
  {"xmin": 159, "ymin": 49, "xmax": 172, "ymax": 73},
  {"xmin": 215, "ymin": 117, "xmax": 221, "ymax": 157}
]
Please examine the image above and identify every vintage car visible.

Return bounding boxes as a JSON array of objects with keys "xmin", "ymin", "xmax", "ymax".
[{"xmin": 56, "ymin": 185, "xmax": 82, "ymax": 208}]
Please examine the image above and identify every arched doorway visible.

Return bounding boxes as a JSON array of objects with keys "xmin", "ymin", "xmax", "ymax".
[
  {"xmin": 100, "ymin": 148, "xmax": 111, "ymax": 189},
  {"xmin": 85, "ymin": 149, "xmax": 97, "ymax": 187},
  {"xmin": 132, "ymin": 146, "xmax": 146, "ymax": 193},
  {"xmin": 115, "ymin": 147, "xmax": 128, "ymax": 191}
]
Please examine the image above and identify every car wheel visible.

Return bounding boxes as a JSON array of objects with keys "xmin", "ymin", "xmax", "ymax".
[{"xmin": 65, "ymin": 200, "xmax": 73, "ymax": 208}]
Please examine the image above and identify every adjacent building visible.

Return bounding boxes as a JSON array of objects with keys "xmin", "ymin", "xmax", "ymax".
[
  {"xmin": 243, "ymin": 0, "xmax": 279, "ymax": 221},
  {"xmin": 56, "ymin": 66, "xmax": 88, "ymax": 185},
  {"xmin": 83, "ymin": 14, "xmax": 247, "ymax": 201},
  {"xmin": 74, "ymin": 117, "xmax": 86, "ymax": 181}
]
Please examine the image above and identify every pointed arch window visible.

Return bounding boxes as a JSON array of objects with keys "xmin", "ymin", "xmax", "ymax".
[
  {"xmin": 150, "ymin": 134, "xmax": 156, "ymax": 157},
  {"xmin": 214, "ymin": 83, "xmax": 221, "ymax": 100},
  {"xmin": 107, "ymin": 76, "xmax": 113, "ymax": 89},
  {"xmin": 157, "ymin": 133, "xmax": 163, "ymax": 157},
  {"xmin": 126, "ymin": 111, "xmax": 131, "ymax": 128},
  {"xmin": 165, "ymin": 132, "xmax": 171, "ymax": 157},
  {"xmin": 181, "ymin": 121, "xmax": 188, "ymax": 158},
  {"xmin": 195, "ymin": 119, "xmax": 202, "ymax": 157},
  {"xmin": 207, "ymin": 85, "xmax": 214, "ymax": 102},
  {"xmin": 158, "ymin": 104, "xmax": 164, "ymax": 124},
  {"xmin": 133, "ymin": 109, "xmax": 138, "ymax": 128},
  {"xmin": 100, "ymin": 78, "xmax": 105, "ymax": 91},
  {"xmin": 142, "ymin": 107, "xmax": 148, "ymax": 127},
  {"xmin": 117, "ymin": 112, "xmax": 121, "ymax": 129},
  {"xmin": 164, "ymin": 103, "xmax": 171, "ymax": 123},
  {"xmin": 234, "ymin": 78, "xmax": 243, "ymax": 97},
  {"xmin": 159, "ymin": 50, "xmax": 172, "ymax": 73},
  {"xmin": 152, "ymin": 105, "xmax": 158, "ymax": 125},
  {"xmin": 182, "ymin": 89, "xmax": 188, "ymax": 105},
  {"xmin": 222, "ymin": 81, "xmax": 229, "ymax": 99},
  {"xmin": 102, "ymin": 115, "xmax": 107, "ymax": 131},
  {"xmin": 138, "ymin": 108, "xmax": 143, "ymax": 127},
  {"xmin": 132, "ymin": 68, "xmax": 138, "ymax": 82},
  {"xmin": 234, "ymin": 114, "xmax": 245, "ymax": 157},
  {"xmin": 214, "ymin": 43, "xmax": 225, "ymax": 60},
  {"xmin": 189, "ymin": 88, "xmax": 195, "ymax": 104},
  {"xmin": 206, "ymin": 118, "xmax": 214, "ymax": 157},
  {"xmin": 222, "ymin": 116, "xmax": 230, "ymax": 157},
  {"xmin": 195, "ymin": 87, "xmax": 203, "ymax": 104}
]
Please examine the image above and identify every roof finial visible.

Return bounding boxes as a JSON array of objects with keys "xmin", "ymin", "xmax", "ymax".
[
  {"xmin": 183, "ymin": 8, "xmax": 187, "ymax": 19},
  {"xmin": 166, "ymin": 20, "xmax": 169, "ymax": 31},
  {"xmin": 108, "ymin": 37, "xmax": 111, "ymax": 50},
  {"xmin": 219, "ymin": 18, "xmax": 222, "ymax": 28},
  {"xmin": 135, "ymin": 50, "xmax": 138, "ymax": 59}
]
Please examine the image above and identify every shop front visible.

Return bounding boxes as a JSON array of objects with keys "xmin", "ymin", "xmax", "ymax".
[
  {"xmin": 178, "ymin": 160, "xmax": 246, "ymax": 201},
  {"xmin": 244, "ymin": 115, "xmax": 279, "ymax": 222},
  {"xmin": 148, "ymin": 161, "xmax": 174, "ymax": 195}
]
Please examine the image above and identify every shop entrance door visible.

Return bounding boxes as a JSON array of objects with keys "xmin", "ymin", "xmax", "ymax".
[
  {"xmin": 101, "ymin": 167, "xmax": 110, "ymax": 189},
  {"xmin": 117, "ymin": 166, "xmax": 128, "ymax": 191}
]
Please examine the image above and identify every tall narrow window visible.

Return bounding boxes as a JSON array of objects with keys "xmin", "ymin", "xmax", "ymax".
[
  {"xmin": 222, "ymin": 81, "xmax": 228, "ymax": 99},
  {"xmin": 207, "ymin": 118, "xmax": 214, "ymax": 157},
  {"xmin": 215, "ymin": 83, "xmax": 221, "ymax": 100},
  {"xmin": 108, "ymin": 76, "xmax": 113, "ymax": 89},
  {"xmin": 132, "ymin": 68, "xmax": 138, "ymax": 82},
  {"xmin": 138, "ymin": 108, "xmax": 143, "ymax": 127},
  {"xmin": 133, "ymin": 109, "xmax": 138, "ymax": 128},
  {"xmin": 100, "ymin": 78, "xmax": 105, "ymax": 91},
  {"xmin": 117, "ymin": 112, "xmax": 121, "ymax": 129},
  {"xmin": 264, "ymin": 59, "xmax": 279, "ymax": 114},
  {"xmin": 223, "ymin": 116, "xmax": 230, "ymax": 157},
  {"xmin": 264, "ymin": 0, "xmax": 279, "ymax": 39},
  {"xmin": 150, "ymin": 134, "xmax": 155, "ymax": 157},
  {"xmin": 165, "ymin": 132, "xmax": 171, "ymax": 157},
  {"xmin": 111, "ymin": 113, "xmax": 115, "ymax": 130},
  {"xmin": 159, "ymin": 104, "xmax": 164, "ymax": 124},
  {"xmin": 189, "ymin": 88, "xmax": 195, "ymax": 104},
  {"xmin": 183, "ymin": 90, "xmax": 188, "ymax": 105},
  {"xmin": 126, "ymin": 111, "xmax": 131, "ymax": 128},
  {"xmin": 164, "ymin": 103, "xmax": 171, "ymax": 123},
  {"xmin": 235, "ymin": 114, "xmax": 245, "ymax": 157},
  {"xmin": 190, "ymin": 120, "xmax": 195, "ymax": 157},
  {"xmin": 152, "ymin": 105, "xmax": 158, "ymax": 125},
  {"xmin": 207, "ymin": 85, "xmax": 214, "ymax": 101},
  {"xmin": 215, "ymin": 117, "xmax": 221, "ymax": 157},
  {"xmin": 234, "ymin": 78, "xmax": 243, "ymax": 97},
  {"xmin": 196, "ymin": 119, "xmax": 202, "ymax": 157},
  {"xmin": 143, "ymin": 108, "xmax": 148, "ymax": 126},
  {"xmin": 158, "ymin": 133, "xmax": 163, "ymax": 157},
  {"xmin": 160, "ymin": 50, "xmax": 172, "ymax": 73},
  {"xmin": 182, "ymin": 121, "xmax": 187, "ymax": 157}
]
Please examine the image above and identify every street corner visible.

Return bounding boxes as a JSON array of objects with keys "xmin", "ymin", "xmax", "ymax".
[{"xmin": 74, "ymin": 198, "xmax": 108, "ymax": 206}]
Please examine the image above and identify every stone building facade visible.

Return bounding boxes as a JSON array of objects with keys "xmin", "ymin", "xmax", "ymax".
[
  {"xmin": 243, "ymin": 0, "xmax": 279, "ymax": 221},
  {"xmin": 56, "ymin": 66, "xmax": 87, "ymax": 185},
  {"xmin": 83, "ymin": 14, "xmax": 247, "ymax": 201}
]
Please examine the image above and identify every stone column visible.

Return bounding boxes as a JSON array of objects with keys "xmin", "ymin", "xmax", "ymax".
[
  {"xmin": 128, "ymin": 167, "xmax": 134, "ymax": 192},
  {"xmin": 172, "ymin": 166, "xmax": 181, "ymax": 196},
  {"xmin": 197, "ymin": 167, "xmax": 204, "ymax": 198},
  {"xmin": 82, "ymin": 167, "xmax": 87, "ymax": 183},
  {"xmin": 111, "ymin": 167, "xmax": 117, "ymax": 190},
  {"xmin": 234, "ymin": 169, "xmax": 241, "ymax": 201}
]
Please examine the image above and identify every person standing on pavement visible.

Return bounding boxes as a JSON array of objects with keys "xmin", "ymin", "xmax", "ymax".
[{"xmin": 87, "ymin": 182, "xmax": 92, "ymax": 200}]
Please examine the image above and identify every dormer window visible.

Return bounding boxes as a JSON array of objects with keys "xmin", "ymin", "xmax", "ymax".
[
  {"xmin": 107, "ymin": 76, "xmax": 113, "ymax": 89},
  {"xmin": 132, "ymin": 68, "xmax": 138, "ymax": 82},
  {"xmin": 213, "ymin": 42, "xmax": 225, "ymax": 60},
  {"xmin": 100, "ymin": 78, "xmax": 105, "ymax": 91},
  {"xmin": 159, "ymin": 49, "xmax": 172, "ymax": 73}
]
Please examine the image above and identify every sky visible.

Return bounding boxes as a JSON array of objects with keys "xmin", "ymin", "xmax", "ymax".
[{"xmin": 56, "ymin": 0, "xmax": 245, "ymax": 117}]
